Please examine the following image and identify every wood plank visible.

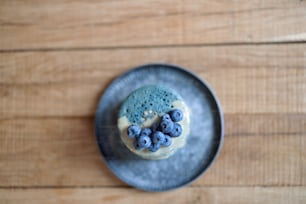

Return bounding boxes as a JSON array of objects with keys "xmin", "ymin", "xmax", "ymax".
[
  {"xmin": 0, "ymin": 0, "xmax": 306, "ymax": 50},
  {"xmin": 0, "ymin": 118, "xmax": 124, "ymax": 187},
  {"xmin": 0, "ymin": 44, "xmax": 305, "ymax": 117},
  {"xmin": 1, "ymin": 187, "xmax": 305, "ymax": 204},
  {"xmin": 0, "ymin": 114, "xmax": 305, "ymax": 187},
  {"xmin": 1, "ymin": 44, "xmax": 305, "ymax": 85}
]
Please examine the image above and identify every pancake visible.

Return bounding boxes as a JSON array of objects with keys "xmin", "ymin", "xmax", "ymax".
[{"xmin": 118, "ymin": 85, "xmax": 190, "ymax": 160}]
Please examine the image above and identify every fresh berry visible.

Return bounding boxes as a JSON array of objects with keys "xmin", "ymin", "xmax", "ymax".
[
  {"xmin": 162, "ymin": 114, "xmax": 171, "ymax": 121},
  {"xmin": 151, "ymin": 122, "xmax": 160, "ymax": 132},
  {"xmin": 138, "ymin": 135, "xmax": 152, "ymax": 148},
  {"xmin": 170, "ymin": 109, "xmax": 184, "ymax": 122},
  {"xmin": 133, "ymin": 140, "xmax": 143, "ymax": 150},
  {"xmin": 129, "ymin": 109, "xmax": 185, "ymax": 151},
  {"xmin": 160, "ymin": 119, "xmax": 174, "ymax": 133},
  {"xmin": 141, "ymin": 128, "xmax": 152, "ymax": 136},
  {"xmin": 161, "ymin": 135, "xmax": 172, "ymax": 147},
  {"xmin": 169, "ymin": 123, "xmax": 182, "ymax": 137},
  {"xmin": 148, "ymin": 142, "xmax": 161, "ymax": 152},
  {"xmin": 127, "ymin": 125, "xmax": 141, "ymax": 138},
  {"xmin": 152, "ymin": 131, "xmax": 166, "ymax": 144}
]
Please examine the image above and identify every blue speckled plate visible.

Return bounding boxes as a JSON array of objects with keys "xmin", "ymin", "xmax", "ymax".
[{"xmin": 95, "ymin": 64, "xmax": 224, "ymax": 192}]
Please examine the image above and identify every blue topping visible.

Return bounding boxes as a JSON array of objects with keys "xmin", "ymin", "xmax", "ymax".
[
  {"xmin": 160, "ymin": 119, "xmax": 174, "ymax": 133},
  {"xmin": 133, "ymin": 140, "xmax": 143, "ymax": 150},
  {"xmin": 170, "ymin": 109, "xmax": 184, "ymax": 122},
  {"xmin": 169, "ymin": 123, "xmax": 182, "ymax": 137},
  {"xmin": 119, "ymin": 86, "xmax": 179, "ymax": 125},
  {"xmin": 148, "ymin": 143, "xmax": 161, "ymax": 152},
  {"xmin": 141, "ymin": 128, "xmax": 152, "ymax": 137},
  {"xmin": 126, "ymin": 106, "xmax": 184, "ymax": 152},
  {"xmin": 161, "ymin": 135, "xmax": 172, "ymax": 147},
  {"xmin": 162, "ymin": 114, "xmax": 171, "ymax": 121},
  {"xmin": 127, "ymin": 125, "xmax": 141, "ymax": 138},
  {"xmin": 137, "ymin": 135, "xmax": 152, "ymax": 148},
  {"xmin": 152, "ymin": 131, "xmax": 166, "ymax": 144},
  {"xmin": 151, "ymin": 122, "xmax": 160, "ymax": 132}
]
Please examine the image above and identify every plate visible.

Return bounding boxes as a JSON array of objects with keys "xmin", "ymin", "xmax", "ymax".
[{"xmin": 95, "ymin": 64, "xmax": 224, "ymax": 191}]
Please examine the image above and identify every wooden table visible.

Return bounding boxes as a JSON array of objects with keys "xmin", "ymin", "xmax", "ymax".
[{"xmin": 1, "ymin": 1, "xmax": 305, "ymax": 203}]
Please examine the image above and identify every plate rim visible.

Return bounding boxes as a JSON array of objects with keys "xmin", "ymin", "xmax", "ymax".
[{"xmin": 94, "ymin": 63, "xmax": 224, "ymax": 192}]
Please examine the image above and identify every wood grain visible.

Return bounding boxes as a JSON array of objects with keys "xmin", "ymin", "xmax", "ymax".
[
  {"xmin": 0, "ymin": 114, "xmax": 305, "ymax": 187},
  {"xmin": 1, "ymin": 44, "xmax": 305, "ymax": 85},
  {"xmin": 1, "ymin": 187, "xmax": 305, "ymax": 204},
  {"xmin": 0, "ymin": 44, "xmax": 305, "ymax": 118},
  {"xmin": 0, "ymin": 0, "xmax": 306, "ymax": 50},
  {"xmin": 0, "ymin": 0, "xmax": 305, "ymax": 202}
]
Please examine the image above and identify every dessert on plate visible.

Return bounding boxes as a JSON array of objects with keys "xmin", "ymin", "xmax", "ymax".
[{"xmin": 117, "ymin": 85, "xmax": 190, "ymax": 160}]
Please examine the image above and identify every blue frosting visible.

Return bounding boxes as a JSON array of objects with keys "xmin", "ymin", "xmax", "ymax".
[{"xmin": 119, "ymin": 85, "xmax": 180, "ymax": 125}]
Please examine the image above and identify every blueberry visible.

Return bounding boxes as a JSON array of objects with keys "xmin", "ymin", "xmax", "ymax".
[
  {"xmin": 138, "ymin": 135, "xmax": 152, "ymax": 148},
  {"xmin": 162, "ymin": 114, "xmax": 171, "ymax": 121},
  {"xmin": 151, "ymin": 122, "xmax": 160, "ymax": 132},
  {"xmin": 152, "ymin": 131, "xmax": 165, "ymax": 144},
  {"xmin": 161, "ymin": 135, "xmax": 172, "ymax": 147},
  {"xmin": 170, "ymin": 109, "xmax": 184, "ymax": 122},
  {"xmin": 133, "ymin": 140, "xmax": 143, "ymax": 150},
  {"xmin": 169, "ymin": 123, "xmax": 182, "ymax": 137},
  {"xmin": 141, "ymin": 128, "xmax": 152, "ymax": 136},
  {"xmin": 160, "ymin": 119, "xmax": 174, "ymax": 133},
  {"xmin": 148, "ymin": 142, "xmax": 160, "ymax": 152},
  {"xmin": 127, "ymin": 125, "xmax": 141, "ymax": 138}
]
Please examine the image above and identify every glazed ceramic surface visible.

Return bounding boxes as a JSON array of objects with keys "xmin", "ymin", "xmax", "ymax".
[{"xmin": 95, "ymin": 64, "xmax": 224, "ymax": 191}]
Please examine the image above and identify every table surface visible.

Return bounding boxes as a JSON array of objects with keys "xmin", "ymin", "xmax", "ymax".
[{"xmin": 0, "ymin": 1, "xmax": 305, "ymax": 203}]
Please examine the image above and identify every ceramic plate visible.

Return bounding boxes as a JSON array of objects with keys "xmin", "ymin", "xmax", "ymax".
[{"xmin": 95, "ymin": 64, "xmax": 224, "ymax": 191}]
